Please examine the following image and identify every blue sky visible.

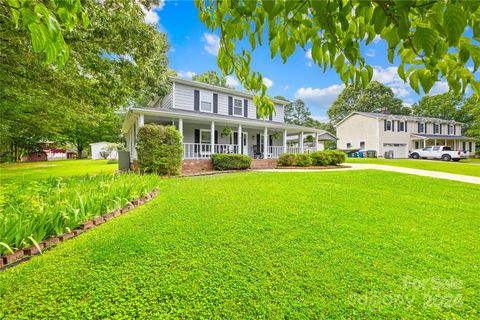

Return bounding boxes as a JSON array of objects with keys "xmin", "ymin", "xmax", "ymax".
[{"xmin": 147, "ymin": 1, "xmax": 476, "ymax": 122}]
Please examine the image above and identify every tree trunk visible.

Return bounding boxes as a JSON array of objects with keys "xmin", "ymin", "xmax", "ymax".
[{"xmin": 77, "ymin": 144, "xmax": 83, "ymax": 159}]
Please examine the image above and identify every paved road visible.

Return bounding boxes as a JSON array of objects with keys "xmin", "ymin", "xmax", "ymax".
[{"xmin": 260, "ymin": 163, "xmax": 480, "ymax": 185}]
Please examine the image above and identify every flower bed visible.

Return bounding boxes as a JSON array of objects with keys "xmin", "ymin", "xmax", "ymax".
[{"xmin": 0, "ymin": 173, "xmax": 160, "ymax": 265}]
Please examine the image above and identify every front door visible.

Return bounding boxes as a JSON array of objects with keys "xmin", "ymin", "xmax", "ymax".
[{"xmin": 230, "ymin": 132, "xmax": 248, "ymax": 155}]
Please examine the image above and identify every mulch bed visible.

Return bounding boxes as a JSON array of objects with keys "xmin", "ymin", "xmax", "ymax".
[{"xmin": 0, "ymin": 188, "xmax": 160, "ymax": 271}]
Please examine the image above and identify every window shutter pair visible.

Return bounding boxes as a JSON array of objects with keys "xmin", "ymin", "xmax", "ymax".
[
  {"xmin": 244, "ymin": 99, "xmax": 248, "ymax": 118},
  {"xmin": 213, "ymin": 93, "xmax": 218, "ymax": 113},
  {"xmin": 228, "ymin": 96, "xmax": 233, "ymax": 115},
  {"xmin": 194, "ymin": 90, "xmax": 200, "ymax": 111}
]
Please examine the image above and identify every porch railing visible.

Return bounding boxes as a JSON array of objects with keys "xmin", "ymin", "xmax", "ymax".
[
  {"xmin": 214, "ymin": 144, "xmax": 239, "ymax": 154},
  {"xmin": 183, "ymin": 143, "xmax": 212, "ymax": 159},
  {"xmin": 267, "ymin": 146, "xmax": 285, "ymax": 159}
]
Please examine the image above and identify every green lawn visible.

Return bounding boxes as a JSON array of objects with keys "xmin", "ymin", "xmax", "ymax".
[
  {"xmin": 0, "ymin": 159, "xmax": 118, "ymax": 185},
  {"xmin": 346, "ymin": 157, "xmax": 480, "ymax": 177},
  {"xmin": 1, "ymin": 171, "xmax": 478, "ymax": 319}
]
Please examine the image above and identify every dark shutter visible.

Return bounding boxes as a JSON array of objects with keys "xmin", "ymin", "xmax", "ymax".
[
  {"xmin": 194, "ymin": 129, "xmax": 200, "ymax": 143},
  {"xmin": 384, "ymin": 120, "xmax": 387, "ymax": 131},
  {"xmin": 269, "ymin": 135, "xmax": 273, "ymax": 146},
  {"xmin": 256, "ymin": 108, "xmax": 260, "ymax": 119},
  {"xmin": 194, "ymin": 90, "xmax": 200, "ymax": 111},
  {"xmin": 439, "ymin": 124, "xmax": 442, "ymax": 134},
  {"xmin": 454, "ymin": 125, "xmax": 456, "ymax": 135},
  {"xmin": 213, "ymin": 94, "xmax": 218, "ymax": 113},
  {"xmin": 228, "ymin": 96, "xmax": 233, "ymax": 115},
  {"xmin": 392, "ymin": 120, "xmax": 395, "ymax": 132},
  {"xmin": 214, "ymin": 130, "xmax": 218, "ymax": 144},
  {"xmin": 233, "ymin": 132, "xmax": 238, "ymax": 145},
  {"xmin": 256, "ymin": 134, "xmax": 261, "ymax": 153},
  {"xmin": 418, "ymin": 123, "xmax": 421, "ymax": 133},
  {"xmin": 269, "ymin": 113, "xmax": 273, "ymax": 121},
  {"xmin": 405, "ymin": 121, "xmax": 407, "ymax": 132},
  {"xmin": 244, "ymin": 99, "xmax": 248, "ymax": 118}
]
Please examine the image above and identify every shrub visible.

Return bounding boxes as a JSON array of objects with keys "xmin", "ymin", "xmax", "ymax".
[
  {"xmin": 277, "ymin": 153, "xmax": 296, "ymax": 166},
  {"xmin": 211, "ymin": 154, "xmax": 251, "ymax": 170},
  {"xmin": 295, "ymin": 153, "xmax": 312, "ymax": 167},
  {"xmin": 136, "ymin": 124, "xmax": 183, "ymax": 175},
  {"xmin": 310, "ymin": 150, "xmax": 346, "ymax": 166}
]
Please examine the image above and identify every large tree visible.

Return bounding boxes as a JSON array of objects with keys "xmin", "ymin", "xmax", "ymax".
[
  {"xmin": 328, "ymin": 81, "xmax": 411, "ymax": 123},
  {"xmin": 195, "ymin": 1, "xmax": 480, "ymax": 116},
  {"xmin": 0, "ymin": 0, "xmax": 170, "ymax": 160},
  {"xmin": 411, "ymin": 93, "xmax": 464, "ymax": 120},
  {"xmin": 284, "ymin": 99, "xmax": 313, "ymax": 126},
  {"xmin": 192, "ymin": 71, "xmax": 231, "ymax": 88}
]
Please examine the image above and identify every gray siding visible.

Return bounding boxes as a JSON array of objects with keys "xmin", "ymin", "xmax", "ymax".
[
  {"xmin": 159, "ymin": 91, "xmax": 172, "ymax": 109},
  {"xmin": 173, "ymin": 82, "xmax": 285, "ymax": 123}
]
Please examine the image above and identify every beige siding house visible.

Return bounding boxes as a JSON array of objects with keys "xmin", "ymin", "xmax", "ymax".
[
  {"xmin": 336, "ymin": 112, "xmax": 476, "ymax": 158},
  {"xmin": 123, "ymin": 77, "xmax": 336, "ymax": 160}
]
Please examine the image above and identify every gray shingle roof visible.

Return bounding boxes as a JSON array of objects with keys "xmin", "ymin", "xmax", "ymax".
[{"xmin": 355, "ymin": 112, "xmax": 461, "ymax": 124}]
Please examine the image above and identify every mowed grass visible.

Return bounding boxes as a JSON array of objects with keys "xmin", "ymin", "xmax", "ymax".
[
  {"xmin": 0, "ymin": 171, "xmax": 478, "ymax": 319},
  {"xmin": 346, "ymin": 157, "xmax": 480, "ymax": 177},
  {"xmin": 0, "ymin": 159, "xmax": 118, "ymax": 185}
]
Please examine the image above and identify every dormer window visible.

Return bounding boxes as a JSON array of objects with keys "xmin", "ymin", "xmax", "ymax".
[
  {"xmin": 399, "ymin": 121, "xmax": 405, "ymax": 132},
  {"xmin": 448, "ymin": 125, "xmax": 454, "ymax": 135},
  {"xmin": 418, "ymin": 123, "xmax": 425, "ymax": 133},
  {"xmin": 385, "ymin": 120, "xmax": 392, "ymax": 131},
  {"xmin": 433, "ymin": 124, "xmax": 439, "ymax": 134}
]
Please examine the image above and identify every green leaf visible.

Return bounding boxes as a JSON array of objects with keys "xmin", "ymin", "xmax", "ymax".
[
  {"xmin": 413, "ymin": 27, "xmax": 437, "ymax": 56},
  {"xmin": 262, "ymin": 0, "xmax": 275, "ymax": 15},
  {"xmin": 398, "ymin": 63, "xmax": 406, "ymax": 82},
  {"xmin": 82, "ymin": 12, "xmax": 90, "ymax": 29},
  {"xmin": 443, "ymin": 3, "xmax": 467, "ymax": 46},
  {"xmin": 372, "ymin": 6, "xmax": 387, "ymax": 34}
]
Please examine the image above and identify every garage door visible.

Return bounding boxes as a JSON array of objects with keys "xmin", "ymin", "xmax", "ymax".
[{"xmin": 383, "ymin": 143, "xmax": 407, "ymax": 158}]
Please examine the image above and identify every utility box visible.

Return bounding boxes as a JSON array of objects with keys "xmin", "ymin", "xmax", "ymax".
[{"xmin": 118, "ymin": 151, "xmax": 130, "ymax": 171}]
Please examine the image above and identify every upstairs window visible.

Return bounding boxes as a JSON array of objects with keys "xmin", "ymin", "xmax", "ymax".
[
  {"xmin": 399, "ymin": 122, "xmax": 405, "ymax": 132},
  {"xmin": 385, "ymin": 121, "xmax": 392, "ymax": 131},
  {"xmin": 433, "ymin": 124, "xmax": 439, "ymax": 134},
  {"xmin": 200, "ymin": 92, "xmax": 212, "ymax": 112},
  {"xmin": 233, "ymin": 98, "xmax": 243, "ymax": 116},
  {"xmin": 418, "ymin": 123, "xmax": 425, "ymax": 133},
  {"xmin": 448, "ymin": 125, "xmax": 454, "ymax": 135}
]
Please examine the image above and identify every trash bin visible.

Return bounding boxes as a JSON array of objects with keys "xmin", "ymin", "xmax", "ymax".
[
  {"xmin": 367, "ymin": 150, "xmax": 377, "ymax": 158},
  {"xmin": 359, "ymin": 151, "xmax": 364, "ymax": 158},
  {"xmin": 118, "ymin": 151, "xmax": 130, "ymax": 171}
]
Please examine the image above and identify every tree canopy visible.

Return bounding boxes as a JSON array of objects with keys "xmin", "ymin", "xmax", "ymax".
[
  {"xmin": 0, "ymin": 0, "xmax": 170, "ymax": 159},
  {"xmin": 328, "ymin": 81, "xmax": 411, "ymax": 123},
  {"xmin": 195, "ymin": 0, "xmax": 480, "ymax": 116},
  {"xmin": 192, "ymin": 71, "xmax": 231, "ymax": 88}
]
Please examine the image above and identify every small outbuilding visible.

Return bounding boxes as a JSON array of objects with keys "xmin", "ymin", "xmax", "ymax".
[{"xmin": 90, "ymin": 142, "xmax": 118, "ymax": 160}]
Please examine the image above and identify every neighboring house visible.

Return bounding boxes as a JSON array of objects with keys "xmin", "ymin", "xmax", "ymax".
[
  {"xmin": 336, "ymin": 112, "xmax": 476, "ymax": 158},
  {"xmin": 90, "ymin": 142, "xmax": 118, "ymax": 160},
  {"xmin": 123, "ymin": 77, "xmax": 336, "ymax": 160}
]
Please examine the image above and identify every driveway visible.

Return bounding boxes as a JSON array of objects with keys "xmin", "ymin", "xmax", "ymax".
[{"xmin": 260, "ymin": 163, "xmax": 480, "ymax": 185}]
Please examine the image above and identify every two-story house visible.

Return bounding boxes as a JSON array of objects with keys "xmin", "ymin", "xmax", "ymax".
[
  {"xmin": 123, "ymin": 77, "xmax": 336, "ymax": 162},
  {"xmin": 336, "ymin": 112, "xmax": 476, "ymax": 158}
]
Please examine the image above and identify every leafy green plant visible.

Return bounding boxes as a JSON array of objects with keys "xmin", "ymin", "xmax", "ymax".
[
  {"xmin": 311, "ymin": 150, "xmax": 346, "ymax": 166},
  {"xmin": 0, "ymin": 173, "xmax": 160, "ymax": 255},
  {"xmin": 221, "ymin": 127, "xmax": 233, "ymax": 137},
  {"xmin": 277, "ymin": 153, "xmax": 296, "ymax": 166},
  {"xmin": 136, "ymin": 124, "xmax": 183, "ymax": 176},
  {"xmin": 211, "ymin": 154, "xmax": 251, "ymax": 170},
  {"xmin": 295, "ymin": 154, "xmax": 312, "ymax": 167}
]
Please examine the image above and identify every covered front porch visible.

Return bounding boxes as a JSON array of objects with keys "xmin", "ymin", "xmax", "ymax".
[
  {"xmin": 125, "ymin": 108, "xmax": 335, "ymax": 160},
  {"xmin": 411, "ymin": 134, "xmax": 476, "ymax": 156}
]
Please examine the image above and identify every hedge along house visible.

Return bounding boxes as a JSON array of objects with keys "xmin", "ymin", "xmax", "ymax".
[{"xmin": 122, "ymin": 77, "xmax": 336, "ymax": 167}]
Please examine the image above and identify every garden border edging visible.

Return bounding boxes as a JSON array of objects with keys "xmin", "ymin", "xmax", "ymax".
[{"xmin": 0, "ymin": 188, "xmax": 160, "ymax": 271}]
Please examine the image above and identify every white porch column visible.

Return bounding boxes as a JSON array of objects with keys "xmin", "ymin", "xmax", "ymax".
[
  {"xmin": 137, "ymin": 113, "xmax": 144, "ymax": 128},
  {"xmin": 238, "ymin": 124, "xmax": 242, "ymax": 154},
  {"xmin": 263, "ymin": 127, "xmax": 268, "ymax": 159},
  {"xmin": 178, "ymin": 118, "xmax": 183, "ymax": 138},
  {"xmin": 211, "ymin": 121, "xmax": 215, "ymax": 154},
  {"xmin": 300, "ymin": 131, "xmax": 304, "ymax": 153},
  {"xmin": 314, "ymin": 132, "xmax": 319, "ymax": 151},
  {"xmin": 283, "ymin": 129, "xmax": 287, "ymax": 153}
]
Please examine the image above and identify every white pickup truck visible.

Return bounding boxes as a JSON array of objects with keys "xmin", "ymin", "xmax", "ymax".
[{"xmin": 409, "ymin": 146, "xmax": 463, "ymax": 161}]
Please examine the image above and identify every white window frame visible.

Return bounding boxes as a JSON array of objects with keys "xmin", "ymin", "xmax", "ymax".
[
  {"xmin": 346, "ymin": 142, "xmax": 352, "ymax": 149},
  {"xmin": 386, "ymin": 121, "xmax": 392, "ymax": 131},
  {"xmin": 433, "ymin": 123, "xmax": 440, "ymax": 134},
  {"xmin": 200, "ymin": 129, "xmax": 211, "ymax": 144},
  {"xmin": 359, "ymin": 141, "xmax": 365, "ymax": 149},
  {"xmin": 200, "ymin": 91, "xmax": 213, "ymax": 113},
  {"xmin": 418, "ymin": 123, "xmax": 425, "ymax": 133},
  {"xmin": 233, "ymin": 98, "xmax": 243, "ymax": 116},
  {"xmin": 399, "ymin": 122, "xmax": 405, "ymax": 132}
]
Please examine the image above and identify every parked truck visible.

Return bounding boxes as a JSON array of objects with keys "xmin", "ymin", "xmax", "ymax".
[{"xmin": 409, "ymin": 146, "xmax": 464, "ymax": 161}]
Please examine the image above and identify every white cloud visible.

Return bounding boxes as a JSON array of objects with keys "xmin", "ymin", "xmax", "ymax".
[
  {"xmin": 372, "ymin": 35, "xmax": 382, "ymax": 44},
  {"xmin": 371, "ymin": 66, "xmax": 412, "ymax": 98},
  {"xmin": 306, "ymin": 49, "xmax": 312, "ymax": 60},
  {"xmin": 226, "ymin": 75, "xmax": 240, "ymax": 87},
  {"xmin": 403, "ymin": 102, "xmax": 413, "ymax": 108},
  {"xmin": 366, "ymin": 49, "xmax": 376, "ymax": 57},
  {"xmin": 177, "ymin": 70, "xmax": 196, "ymax": 79},
  {"xmin": 262, "ymin": 77, "xmax": 274, "ymax": 88},
  {"xmin": 429, "ymin": 81, "xmax": 450, "ymax": 95},
  {"xmin": 140, "ymin": 1, "xmax": 165, "ymax": 25},
  {"xmin": 294, "ymin": 84, "xmax": 345, "ymax": 111},
  {"xmin": 203, "ymin": 33, "xmax": 220, "ymax": 56}
]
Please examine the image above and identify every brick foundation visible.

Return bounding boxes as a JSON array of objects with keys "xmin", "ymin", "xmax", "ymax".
[
  {"xmin": 182, "ymin": 160, "xmax": 213, "ymax": 175},
  {"xmin": 250, "ymin": 159, "xmax": 277, "ymax": 169}
]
